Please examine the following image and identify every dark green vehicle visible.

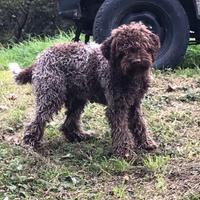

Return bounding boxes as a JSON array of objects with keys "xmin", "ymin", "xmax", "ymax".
[{"xmin": 58, "ymin": 0, "xmax": 200, "ymax": 69}]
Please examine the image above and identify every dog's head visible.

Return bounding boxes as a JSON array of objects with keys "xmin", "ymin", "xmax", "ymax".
[{"xmin": 101, "ymin": 23, "xmax": 160, "ymax": 76}]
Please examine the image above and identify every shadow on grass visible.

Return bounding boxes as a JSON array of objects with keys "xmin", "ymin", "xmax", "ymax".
[{"xmin": 35, "ymin": 132, "xmax": 173, "ymax": 176}]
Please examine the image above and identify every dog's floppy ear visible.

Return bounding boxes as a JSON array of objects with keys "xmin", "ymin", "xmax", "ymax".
[
  {"xmin": 149, "ymin": 33, "xmax": 160, "ymax": 61},
  {"xmin": 101, "ymin": 36, "xmax": 113, "ymax": 60},
  {"xmin": 150, "ymin": 33, "xmax": 160, "ymax": 51}
]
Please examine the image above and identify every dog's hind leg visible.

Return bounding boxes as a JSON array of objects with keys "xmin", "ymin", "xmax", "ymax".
[
  {"xmin": 128, "ymin": 104, "xmax": 158, "ymax": 151},
  {"xmin": 60, "ymin": 99, "xmax": 94, "ymax": 142},
  {"xmin": 23, "ymin": 78, "xmax": 65, "ymax": 147}
]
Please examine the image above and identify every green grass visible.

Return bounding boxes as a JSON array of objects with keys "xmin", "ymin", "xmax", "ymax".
[
  {"xmin": 0, "ymin": 34, "xmax": 200, "ymax": 199},
  {"xmin": 183, "ymin": 193, "xmax": 200, "ymax": 200},
  {"xmin": 111, "ymin": 185, "xmax": 127, "ymax": 199},
  {"xmin": 0, "ymin": 31, "xmax": 74, "ymax": 70},
  {"xmin": 181, "ymin": 45, "xmax": 200, "ymax": 68},
  {"xmin": 143, "ymin": 155, "xmax": 169, "ymax": 173}
]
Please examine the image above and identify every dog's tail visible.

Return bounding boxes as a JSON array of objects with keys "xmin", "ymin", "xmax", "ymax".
[{"xmin": 9, "ymin": 63, "xmax": 33, "ymax": 85}]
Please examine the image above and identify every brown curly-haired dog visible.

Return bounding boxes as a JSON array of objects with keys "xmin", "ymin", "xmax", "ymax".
[{"xmin": 10, "ymin": 23, "xmax": 160, "ymax": 159}]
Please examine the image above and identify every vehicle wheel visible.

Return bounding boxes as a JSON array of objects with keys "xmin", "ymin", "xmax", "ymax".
[{"xmin": 93, "ymin": 0, "xmax": 190, "ymax": 69}]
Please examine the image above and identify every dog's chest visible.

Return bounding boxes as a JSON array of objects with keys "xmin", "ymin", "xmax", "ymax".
[{"xmin": 111, "ymin": 77, "xmax": 149, "ymax": 106}]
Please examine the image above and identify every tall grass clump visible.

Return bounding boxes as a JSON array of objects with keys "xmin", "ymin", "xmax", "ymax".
[
  {"xmin": 0, "ymin": 31, "xmax": 74, "ymax": 70},
  {"xmin": 182, "ymin": 45, "xmax": 200, "ymax": 68}
]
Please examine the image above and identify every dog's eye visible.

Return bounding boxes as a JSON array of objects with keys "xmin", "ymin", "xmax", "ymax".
[{"xmin": 147, "ymin": 48, "xmax": 153, "ymax": 53}]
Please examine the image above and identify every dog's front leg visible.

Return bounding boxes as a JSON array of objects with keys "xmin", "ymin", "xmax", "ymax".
[
  {"xmin": 128, "ymin": 103, "xmax": 158, "ymax": 150},
  {"xmin": 106, "ymin": 104, "xmax": 135, "ymax": 160}
]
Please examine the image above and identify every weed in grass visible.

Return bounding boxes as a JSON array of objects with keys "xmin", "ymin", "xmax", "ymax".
[
  {"xmin": 89, "ymin": 158, "xmax": 131, "ymax": 175},
  {"xmin": 89, "ymin": 192, "xmax": 104, "ymax": 200},
  {"xmin": 149, "ymin": 119, "xmax": 177, "ymax": 145},
  {"xmin": 58, "ymin": 172, "xmax": 85, "ymax": 189},
  {"xmin": 100, "ymin": 158, "xmax": 132, "ymax": 174},
  {"xmin": 179, "ymin": 91, "xmax": 200, "ymax": 102},
  {"xmin": 178, "ymin": 140, "xmax": 200, "ymax": 158},
  {"xmin": 183, "ymin": 193, "xmax": 200, "ymax": 200},
  {"xmin": 166, "ymin": 111, "xmax": 196, "ymax": 130},
  {"xmin": 89, "ymin": 158, "xmax": 132, "ymax": 175},
  {"xmin": 0, "ymin": 156, "xmax": 29, "ymax": 197},
  {"xmin": 46, "ymin": 124, "xmax": 60, "ymax": 140},
  {"xmin": 8, "ymin": 157, "xmax": 24, "ymax": 172},
  {"xmin": 153, "ymin": 62, "xmax": 200, "ymax": 79},
  {"xmin": 167, "ymin": 111, "xmax": 193, "ymax": 123},
  {"xmin": 143, "ymin": 95, "xmax": 169, "ymax": 111},
  {"xmin": 155, "ymin": 175, "xmax": 166, "ymax": 192},
  {"xmin": 143, "ymin": 155, "xmax": 169, "ymax": 173},
  {"xmin": 6, "ymin": 109, "xmax": 25, "ymax": 131},
  {"xmin": 111, "ymin": 185, "xmax": 127, "ymax": 199},
  {"xmin": 0, "ymin": 147, "xmax": 8, "ymax": 159},
  {"xmin": 175, "ymin": 66, "xmax": 200, "ymax": 77}
]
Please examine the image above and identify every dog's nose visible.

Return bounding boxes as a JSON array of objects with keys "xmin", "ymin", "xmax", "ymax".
[{"xmin": 132, "ymin": 59, "xmax": 142, "ymax": 65}]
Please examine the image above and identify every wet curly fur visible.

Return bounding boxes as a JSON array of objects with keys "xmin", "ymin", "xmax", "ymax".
[{"xmin": 12, "ymin": 23, "xmax": 160, "ymax": 159}]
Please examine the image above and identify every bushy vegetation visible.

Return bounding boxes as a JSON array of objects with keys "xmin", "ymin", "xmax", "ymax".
[{"xmin": 0, "ymin": 0, "xmax": 69, "ymax": 45}]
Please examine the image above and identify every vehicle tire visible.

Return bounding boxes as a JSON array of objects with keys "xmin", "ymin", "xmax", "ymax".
[{"xmin": 93, "ymin": 0, "xmax": 190, "ymax": 69}]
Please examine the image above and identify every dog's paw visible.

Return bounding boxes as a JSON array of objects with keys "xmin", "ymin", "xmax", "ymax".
[
  {"xmin": 78, "ymin": 130, "xmax": 96, "ymax": 141},
  {"xmin": 23, "ymin": 133, "xmax": 40, "ymax": 148},
  {"xmin": 138, "ymin": 137, "xmax": 158, "ymax": 151},
  {"xmin": 112, "ymin": 149, "xmax": 136, "ymax": 161},
  {"xmin": 112, "ymin": 144, "xmax": 136, "ymax": 161},
  {"xmin": 63, "ymin": 130, "xmax": 95, "ymax": 143}
]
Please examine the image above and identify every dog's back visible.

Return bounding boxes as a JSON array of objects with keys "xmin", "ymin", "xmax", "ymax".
[{"xmin": 34, "ymin": 42, "xmax": 108, "ymax": 102}]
